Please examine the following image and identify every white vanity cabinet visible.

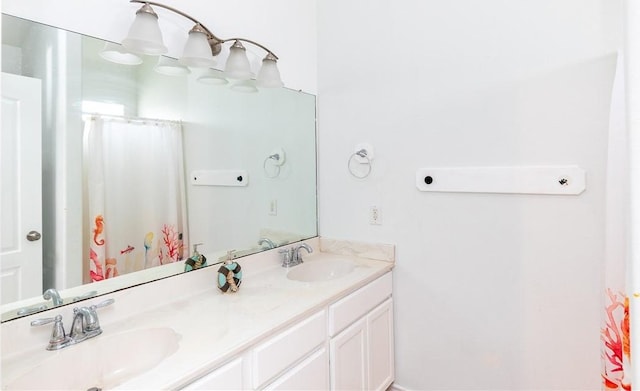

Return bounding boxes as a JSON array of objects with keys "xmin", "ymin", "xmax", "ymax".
[
  {"xmin": 180, "ymin": 272, "xmax": 393, "ymax": 391},
  {"xmin": 329, "ymin": 273, "xmax": 394, "ymax": 391},
  {"xmin": 181, "ymin": 311, "xmax": 327, "ymax": 391}
]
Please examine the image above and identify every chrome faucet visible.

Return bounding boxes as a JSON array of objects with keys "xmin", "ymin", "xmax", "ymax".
[
  {"xmin": 69, "ymin": 298, "xmax": 114, "ymax": 343},
  {"xmin": 293, "ymin": 243, "xmax": 313, "ymax": 263},
  {"xmin": 279, "ymin": 243, "xmax": 313, "ymax": 267},
  {"xmin": 70, "ymin": 307, "xmax": 100, "ymax": 342},
  {"xmin": 258, "ymin": 237, "xmax": 277, "ymax": 249},
  {"xmin": 43, "ymin": 288, "xmax": 63, "ymax": 306},
  {"xmin": 31, "ymin": 298, "xmax": 115, "ymax": 350}
]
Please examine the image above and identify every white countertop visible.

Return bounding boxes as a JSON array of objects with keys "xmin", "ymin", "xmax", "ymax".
[{"xmin": 1, "ymin": 238, "xmax": 394, "ymax": 390}]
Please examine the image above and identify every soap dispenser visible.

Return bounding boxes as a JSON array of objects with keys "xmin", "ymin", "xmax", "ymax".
[
  {"xmin": 217, "ymin": 250, "xmax": 242, "ymax": 293},
  {"xmin": 184, "ymin": 243, "xmax": 207, "ymax": 272}
]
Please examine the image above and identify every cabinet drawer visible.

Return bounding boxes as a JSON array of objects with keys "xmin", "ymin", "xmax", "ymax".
[
  {"xmin": 329, "ymin": 272, "xmax": 392, "ymax": 336},
  {"xmin": 263, "ymin": 348, "xmax": 328, "ymax": 390},
  {"xmin": 252, "ymin": 310, "xmax": 326, "ymax": 388},
  {"xmin": 181, "ymin": 357, "xmax": 243, "ymax": 390}
]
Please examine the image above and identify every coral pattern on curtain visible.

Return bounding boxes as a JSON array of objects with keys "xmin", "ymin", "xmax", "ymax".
[
  {"xmin": 601, "ymin": 53, "xmax": 631, "ymax": 391},
  {"xmin": 83, "ymin": 116, "xmax": 188, "ymax": 282}
]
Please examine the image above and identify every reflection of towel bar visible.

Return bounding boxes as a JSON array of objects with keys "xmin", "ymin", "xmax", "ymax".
[
  {"xmin": 191, "ymin": 170, "xmax": 249, "ymax": 187},
  {"xmin": 415, "ymin": 166, "xmax": 585, "ymax": 195}
]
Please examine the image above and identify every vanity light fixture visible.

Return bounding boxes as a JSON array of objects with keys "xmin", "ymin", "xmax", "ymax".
[{"xmin": 120, "ymin": 0, "xmax": 284, "ymax": 88}]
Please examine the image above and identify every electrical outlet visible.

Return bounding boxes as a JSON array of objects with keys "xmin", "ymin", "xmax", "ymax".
[
  {"xmin": 269, "ymin": 199, "xmax": 278, "ymax": 216},
  {"xmin": 369, "ymin": 205, "xmax": 381, "ymax": 225}
]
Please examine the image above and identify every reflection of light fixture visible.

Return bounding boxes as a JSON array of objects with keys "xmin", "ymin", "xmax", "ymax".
[
  {"xmin": 197, "ymin": 69, "xmax": 228, "ymax": 85},
  {"xmin": 99, "ymin": 42, "xmax": 143, "ymax": 65},
  {"xmin": 155, "ymin": 56, "xmax": 191, "ymax": 76},
  {"xmin": 230, "ymin": 80, "xmax": 258, "ymax": 94},
  {"xmin": 121, "ymin": 0, "xmax": 284, "ymax": 88}
]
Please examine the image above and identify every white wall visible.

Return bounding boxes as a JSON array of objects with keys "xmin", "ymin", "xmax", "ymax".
[{"xmin": 318, "ymin": 1, "xmax": 621, "ymax": 390}]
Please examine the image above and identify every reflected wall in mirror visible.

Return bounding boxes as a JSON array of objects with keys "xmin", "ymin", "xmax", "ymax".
[{"xmin": 0, "ymin": 14, "xmax": 317, "ymax": 321}]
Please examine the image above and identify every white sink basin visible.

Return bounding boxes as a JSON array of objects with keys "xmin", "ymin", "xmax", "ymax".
[
  {"xmin": 287, "ymin": 257, "xmax": 355, "ymax": 282},
  {"xmin": 6, "ymin": 327, "xmax": 180, "ymax": 390}
]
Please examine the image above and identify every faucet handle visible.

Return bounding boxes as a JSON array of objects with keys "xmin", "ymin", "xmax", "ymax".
[
  {"xmin": 72, "ymin": 290, "xmax": 98, "ymax": 302},
  {"xmin": 278, "ymin": 248, "xmax": 293, "ymax": 267},
  {"xmin": 31, "ymin": 314, "xmax": 71, "ymax": 350},
  {"xmin": 30, "ymin": 314, "xmax": 62, "ymax": 327},
  {"xmin": 84, "ymin": 298, "xmax": 115, "ymax": 332},
  {"xmin": 91, "ymin": 298, "xmax": 115, "ymax": 310}
]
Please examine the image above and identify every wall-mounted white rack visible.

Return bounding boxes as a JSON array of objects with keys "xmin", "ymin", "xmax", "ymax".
[
  {"xmin": 191, "ymin": 170, "xmax": 249, "ymax": 187},
  {"xmin": 415, "ymin": 166, "xmax": 585, "ymax": 195}
]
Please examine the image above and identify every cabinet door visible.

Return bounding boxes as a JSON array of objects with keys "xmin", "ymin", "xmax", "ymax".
[
  {"xmin": 181, "ymin": 357, "xmax": 243, "ymax": 390},
  {"xmin": 330, "ymin": 317, "xmax": 368, "ymax": 390},
  {"xmin": 329, "ymin": 272, "xmax": 392, "ymax": 336},
  {"xmin": 252, "ymin": 310, "xmax": 326, "ymax": 388},
  {"xmin": 368, "ymin": 298, "xmax": 394, "ymax": 391},
  {"xmin": 264, "ymin": 348, "xmax": 328, "ymax": 390}
]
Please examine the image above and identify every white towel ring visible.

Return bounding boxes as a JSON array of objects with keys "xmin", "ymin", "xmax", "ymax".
[
  {"xmin": 264, "ymin": 148, "xmax": 286, "ymax": 178},
  {"xmin": 348, "ymin": 149, "xmax": 372, "ymax": 179}
]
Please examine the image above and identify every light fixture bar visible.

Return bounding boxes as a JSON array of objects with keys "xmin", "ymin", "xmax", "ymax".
[
  {"xmin": 223, "ymin": 38, "xmax": 279, "ymax": 60},
  {"xmin": 130, "ymin": 0, "xmax": 219, "ymax": 40},
  {"xmin": 128, "ymin": 0, "xmax": 278, "ymax": 59}
]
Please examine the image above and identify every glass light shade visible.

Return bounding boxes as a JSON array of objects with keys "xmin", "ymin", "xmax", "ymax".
[
  {"xmin": 230, "ymin": 80, "xmax": 258, "ymax": 93},
  {"xmin": 99, "ymin": 42, "xmax": 143, "ymax": 65},
  {"xmin": 155, "ymin": 56, "xmax": 191, "ymax": 76},
  {"xmin": 256, "ymin": 56, "xmax": 284, "ymax": 88},
  {"xmin": 122, "ymin": 10, "xmax": 167, "ymax": 55},
  {"xmin": 197, "ymin": 69, "xmax": 228, "ymax": 85},
  {"xmin": 180, "ymin": 29, "xmax": 216, "ymax": 68},
  {"xmin": 224, "ymin": 41, "xmax": 253, "ymax": 80}
]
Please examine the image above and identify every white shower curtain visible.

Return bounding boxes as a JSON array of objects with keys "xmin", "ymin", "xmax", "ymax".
[
  {"xmin": 83, "ymin": 116, "xmax": 188, "ymax": 282},
  {"xmin": 601, "ymin": 53, "xmax": 631, "ymax": 391}
]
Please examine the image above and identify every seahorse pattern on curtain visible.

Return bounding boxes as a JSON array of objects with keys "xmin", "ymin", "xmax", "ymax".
[
  {"xmin": 84, "ymin": 116, "xmax": 187, "ymax": 282},
  {"xmin": 601, "ymin": 53, "xmax": 631, "ymax": 391}
]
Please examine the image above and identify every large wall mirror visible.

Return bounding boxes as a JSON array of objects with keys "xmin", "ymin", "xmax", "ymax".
[{"xmin": 1, "ymin": 14, "xmax": 318, "ymax": 321}]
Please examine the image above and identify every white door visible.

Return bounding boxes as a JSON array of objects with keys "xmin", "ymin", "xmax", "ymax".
[
  {"xmin": 368, "ymin": 299, "xmax": 395, "ymax": 391},
  {"xmin": 330, "ymin": 317, "xmax": 368, "ymax": 390},
  {"xmin": 1, "ymin": 72, "xmax": 43, "ymax": 304}
]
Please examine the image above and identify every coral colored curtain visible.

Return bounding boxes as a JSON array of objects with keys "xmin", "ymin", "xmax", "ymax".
[
  {"xmin": 83, "ymin": 116, "xmax": 188, "ymax": 282},
  {"xmin": 602, "ymin": 54, "xmax": 631, "ymax": 391}
]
